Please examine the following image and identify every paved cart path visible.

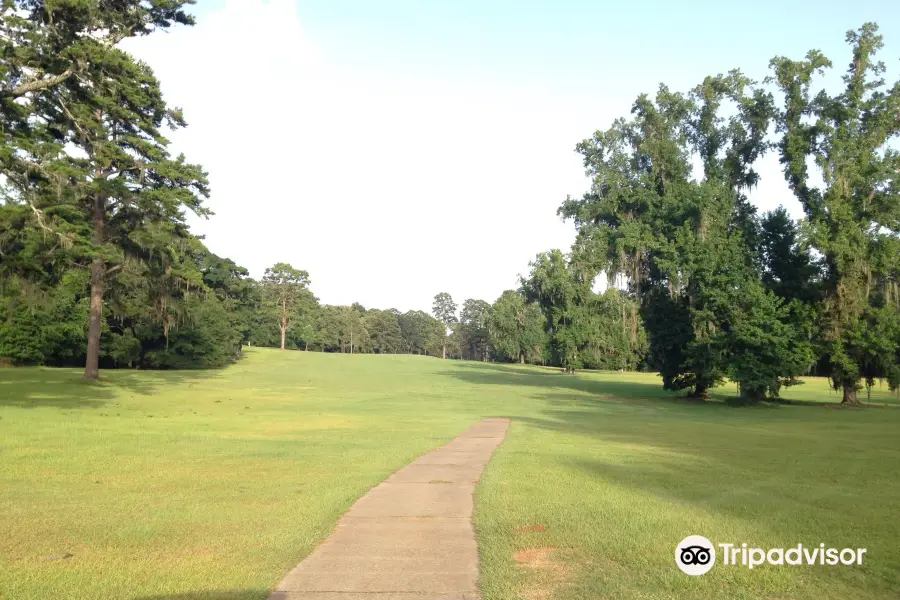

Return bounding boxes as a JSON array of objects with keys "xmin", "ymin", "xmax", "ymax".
[{"xmin": 269, "ymin": 417, "xmax": 511, "ymax": 600}]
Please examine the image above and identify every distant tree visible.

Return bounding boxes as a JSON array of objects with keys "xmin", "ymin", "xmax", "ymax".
[
  {"xmin": 314, "ymin": 305, "xmax": 368, "ymax": 353},
  {"xmin": 364, "ymin": 309, "xmax": 404, "ymax": 354},
  {"xmin": 459, "ymin": 299, "xmax": 492, "ymax": 361},
  {"xmin": 521, "ymin": 250, "xmax": 589, "ymax": 372},
  {"xmin": 399, "ymin": 310, "xmax": 444, "ymax": 356},
  {"xmin": 287, "ymin": 291, "xmax": 319, "ymax": 350},
  {"xmin": 432, "ymin": 292, "xmax": 458, "ymax": 359},
  {"xmin": 581, "ymin": 289, "xmax": 646, "ymax": 371},
  {"xmin": 339, "ymin": 305, "xmax": 367, "ymax": 353},
  {"xmin": 489, "ymin": 291, "xmax": 545, "ymax": 364},
  {"xmin": 198, "ymin": 252, "xmax": 259, "ymax": 358},
  {"xmin": 398, "ymin": 311, "xmax": 422, "ymax": 354},
  {"xmin": 315, "ymin": 305, "xmax": 342, "ymax": 352},
  {"xmin": 261, "ymin": 263, "xmax": 311, "ymax": 351},
  {"xmin": 770, "ymin": 22, "xmax": 900, "ymax": 403}
]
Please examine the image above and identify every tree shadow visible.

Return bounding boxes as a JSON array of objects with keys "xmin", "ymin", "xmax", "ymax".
[
  {"xmin": 443, "ymin": 361, "xmax": 673, "ymax": 397},
  {"xmin": 445, "ymin": 362, "xmax": 899, "ymax": 551},
  {"xmin": 443, "ymin": 361, "xmax": 888, "ymax": 412},
  {"xmin": 509, "ymin": 403, "xmax": 898, "ymax": 545},
  {"xmin": 0, "ymin": 367, "xmax": 219, "ymax": 409},
  {"xmin": 440, "ymin": 361, "xmax": 726, "ymax": 415}
]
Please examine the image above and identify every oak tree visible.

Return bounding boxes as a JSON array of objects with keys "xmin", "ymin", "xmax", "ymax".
[{"xmin": 770, "ymin": 23, "xmax": 900, "ymax": 403}]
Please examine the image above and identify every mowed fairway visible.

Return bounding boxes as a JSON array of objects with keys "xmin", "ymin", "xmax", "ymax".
[{"xmin": 1, "ymin": 349, "xmax": 898, "ymax": 600}]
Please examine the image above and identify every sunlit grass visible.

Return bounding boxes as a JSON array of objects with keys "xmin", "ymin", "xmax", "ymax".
[
  {"xmin": 475, "ymin": 366, "xmax": 900, "ymax": 600},
  {"xmin": 1, "ymin": 349, "xmax": 898, "ymax": 599}
]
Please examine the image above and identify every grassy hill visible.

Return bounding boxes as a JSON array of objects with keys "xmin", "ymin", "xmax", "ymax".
[{"xmin": 1, "ymin": 348, "xmax": 897, "ymax": 599}]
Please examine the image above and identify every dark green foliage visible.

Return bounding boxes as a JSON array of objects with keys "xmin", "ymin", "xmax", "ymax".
[
  {"xmin": 313, "ymin": 305, "xmax": 367, "ymax": 353},
  {"xmin": 3, "ymin": 11, "xmax": 896, "ymax": 398},
  {"xmin": 521, "ymin": 250, "xmax": 585, "ymax": 371},
  {"xmin": 560, "ymin": 67, "xmax": 816, "ymax": 398},
  {"xmin": 260, "ymin": 263, "xmax": 312, "ymax": 350},
  {"xmin": 521, "ymin": 250, "xmax": 646, "ymax": 372},
  {"xmin": 488, "ymin": 290, "xmax": 546, "ymax": 364},
  {"xmin": 458, "ymin": 299, "xmax": 491, "ymax": 361},
  {"xmin": 431, "ymin": 292, "xmax": 457, "ymax": 359},
  {"xmin": 0, "ymin": 270, "xmax": 88, "ymax": 364},
  {"xmin": 759, "ymin": 208, "xmax": 820, "ymax": 305},
  {"xmin": 0, "ymin": 237, "xmax": 255, "ymax": 369},
  {"xmin": 1, "ymin": 0, "xmax": 209, "ymax": 378},
  {"xmin": 398, "ymin": 310, "xmax": 444, "ymax": 356},
  {"xmin": 363, "ymin": 309, "xmax": 404, "ymax": 354},
  {"xmin": 139, "ymin": 296, "xmax": 243, "ymax": 369},
  {"xmin": 581, "ymin": 289, "xmax": 646, "ymax": 371},
  {"xmin": 770, "ymin": 23, "xmax": 900, "ymax": 403}
]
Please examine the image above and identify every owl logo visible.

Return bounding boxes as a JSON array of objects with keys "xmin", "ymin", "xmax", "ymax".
[{"xmin": 675, "ymin": 535, "xmax": 716, "ymax": 575}]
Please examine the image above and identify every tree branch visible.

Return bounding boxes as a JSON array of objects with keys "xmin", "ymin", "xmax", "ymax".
[
  {"xmin": 24, "ymin": 195, "xmax": 74, "ymax": 250},
  {"xmin": 58, "ymin": 96, "xmax": 92, "ymax": 147},
  {"xmin": 1, "ymin": 27, "xmax": 128, "ymax": 99},
  {"xmin": 2, "ymin": 67, "xmax": 74, "ymax": 98}
]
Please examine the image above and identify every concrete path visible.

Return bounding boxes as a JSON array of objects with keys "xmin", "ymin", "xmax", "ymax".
[{"xmin": 270, "ymin": 417, "xmax": 510, "ymax": 600}]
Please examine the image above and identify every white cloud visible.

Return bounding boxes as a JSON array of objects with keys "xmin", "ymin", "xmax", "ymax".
[
  {"xmin": 122, "ymin": 0, "xmax": 803, "ymax": 313},
  {"xmin": 123, "ymin": 0, "xmax": 588, "ymax": 312}
]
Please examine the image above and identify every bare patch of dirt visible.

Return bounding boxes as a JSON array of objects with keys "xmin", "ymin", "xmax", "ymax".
[
  {"xmin": 513, "ymin": 546, "xmax": 570, "ymax": 600},
  {"xmin": 513, "ymin": 523, "xmax": 546, "ymax": 533},
  {"xmin": 513, "ymin": 546, "xmax": 568, "ymax": 574}
]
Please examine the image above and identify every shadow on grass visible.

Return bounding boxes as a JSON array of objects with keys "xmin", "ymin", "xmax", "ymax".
[
  {"xmin": 442, "ymin": 361, "xmax": 679, "ymax": 403},
  {"xmin": 446, "ymin": 361, "xmax": 900, "ymax": 518},
  {"xmin": 0, "ymin": 367, "xmax": 218, "ymax": 409},
  {"xmin": 444, "ymin": 361, "xmax": 898, "ymax": 411},
  {"xmin": 132, "ymin": 592, "xmax": 268, "ymax": 600}
]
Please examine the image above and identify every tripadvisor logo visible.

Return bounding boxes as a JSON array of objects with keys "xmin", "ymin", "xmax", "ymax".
[
  {"xmin": 675, "ymin": 535, "xmax": 716, "ymax": 575},
  {"xmin": 675, "ymin": 535, "xmax": 867, "ymax": 576}
]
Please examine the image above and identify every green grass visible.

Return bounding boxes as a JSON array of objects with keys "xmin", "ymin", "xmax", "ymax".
[{"xmin": 1, "ymin": 349, "xmax": 898, "ymax": 600}]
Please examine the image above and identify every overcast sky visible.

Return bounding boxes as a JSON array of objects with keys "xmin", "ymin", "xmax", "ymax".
[{"xmin": 122, "ymin": 0, "xmax": 899, "ymax": 313}]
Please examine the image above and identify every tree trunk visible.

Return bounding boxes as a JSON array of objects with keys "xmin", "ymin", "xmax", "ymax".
[
  {"xmin": 83, "ymin": 257, "xmax": 104, "ymax": 380},
  {"xmin": 520, "ymin": 352, "xmax": 525, "ymax": 364},
  {"xmin": 841, "ymin": 383, "xmax": 860, "ymax": 405},
  {"xmin": 442, "ymin": 343, "xmax": 446, "ymax": 360},
  {"xmin": 740, "ymin": 387, "xmax": 765, "ymax": 404},
  {"xmin": 304, "ymin": 341, "xmax": 309, "ymax": 351},
  {"xmin": 83, "ymin": 195, "xmax": 106, "ymax": 380},
  {"xmin": 691, "ymin": 382, "xmax": 708, "ymax": 399},
  {"xmin": 280, "ymin": 298, "xmax": 286, "ymax": 350}
]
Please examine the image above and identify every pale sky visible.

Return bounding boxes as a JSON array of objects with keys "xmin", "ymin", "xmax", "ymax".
[{"xmin": 122, "ymin": 0, "xmax": 898, "ymax": 313}]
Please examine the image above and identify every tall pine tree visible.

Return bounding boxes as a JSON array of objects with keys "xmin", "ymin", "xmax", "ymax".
[{"xmin": 1, "ymin": 0, "xmax": 208, "ymax": 379}]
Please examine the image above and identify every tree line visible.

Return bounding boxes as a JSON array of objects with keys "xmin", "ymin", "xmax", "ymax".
[
  {"xmin": 0, "ymin": 0, "xmax": 645, "ymax": 376},
  {"xmin": 552, "ymin": 23, "xmax": 899, "ymax": 403},
  {"xmin": 1, "ymin": 3, "xmax": 897, "ymax": 403}
]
